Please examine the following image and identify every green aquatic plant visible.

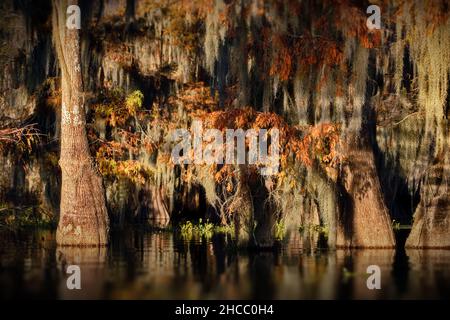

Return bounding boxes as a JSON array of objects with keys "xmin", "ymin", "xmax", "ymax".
[
  {"xmin": 214, "ymin": 224, "xmax": 234, "ymax": 235},
  {"xmin": 195, "ymin": 219, "xmax": 214, "ymax": 238},
  {"xmin": 178, "ymin": 219, "xmax": 215, "ymax": 240},
  {"xmin": 392, "ymin": 219, "xmax": 401, "ymax": 231},
  {"xmin": 179, "ymin": 220, "xmax": 194, "ymax": 238},
  {"xmin": 391, "ymin": 220, "xmax": 412, "ymax": 231},
  {"xmin": 299, "ymin": 224, "xmax": 328, "ymax": 235}
]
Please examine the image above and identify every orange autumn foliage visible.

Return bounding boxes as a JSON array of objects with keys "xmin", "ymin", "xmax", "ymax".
[{"xmin": 90, "ymin": 82, "xmax": 341, "ymax": 187}]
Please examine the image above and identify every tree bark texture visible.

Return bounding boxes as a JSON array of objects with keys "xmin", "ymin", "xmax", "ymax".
[
  {"xmin": 406, "ymin": 130, "xmax": 450, "ymax": 248},
  {"xmin": 337, "ymin": 134, "xmax": 396, "ymax": 248},
  {"xmin": 147, "ymin": 185, "xmax": 170, "ymax": 228},
  {"xmin": 53, "ymin": 0, "xmax": 109, "ymax": 245}
]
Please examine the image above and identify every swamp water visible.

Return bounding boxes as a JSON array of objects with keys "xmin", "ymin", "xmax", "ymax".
[{"xmin": 0, "ymin": 229, "xmax": 449, "ymax": 299}]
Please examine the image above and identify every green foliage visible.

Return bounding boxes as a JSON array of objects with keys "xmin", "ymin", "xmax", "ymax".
[
  {"xmin": 179, "ymin": 220, "xmax": 194, "ymax": 237},
  {"xmin": 92, "ymin": 89, "xmax": 157, "ymax": 185},
  {"xmin": 97, "ymin": 158, "xmax": 155, "ymax": 185},
  {"xmin": 214, "ymin": 224, "xmax": 234, "ymax": 235},
  {"xmin": 125, "ymin": 90, "xmax": 144, "ymax": 115},
  {"xmin": 178, "ymin": 219, "xmax": 235, "ymax": 240},
  {"xmin": 92, "ymin": 89, "xmax": 144, "ymax": 126}
]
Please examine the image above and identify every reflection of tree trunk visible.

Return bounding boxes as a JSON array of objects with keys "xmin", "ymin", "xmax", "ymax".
[
  {"xmin": 56, "ymin": 246, "xmax": 107, "ymax": 299},
  {"xmin": 148, "ymin": 185, "xmax": 170, "ymax": 228},
  {"xmin": 406, "ymin": 135, "xmax": 450, "ymax": 248},
  {"xmin": 249, "ymin": 253, "xmax": 275, "ymax": 299},
  {"xmin": 405, "ymin": 249, "xmax": 450, "ymax": 298},
  {"xmin": 350, "ymin": 249, "xmax": 395, "ymax": 299},
  {"xmin": 53, "ymin": 0, "xmax": 109, "ymax": 245},
  {"xmin": 337, "ymin": 134, "xmax": 395, "ymax": 248}
]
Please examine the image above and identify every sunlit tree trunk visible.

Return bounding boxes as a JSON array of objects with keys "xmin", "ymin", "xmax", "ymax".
[
  {"xmin": 148, "ymin": 185, "xmax": 170, "ymax": 228},
  {"xmin": 334, "ymin": 45, "xmax": 395, "ymax": 248},
  {"xmin": 406, "ymin": 123, "xmax": 450, "ymax": 248},
  {"xmin": 52, "ymin": 0, "xmax": 109, "ymax": 245},
  {"xmin": 401, "ymin": 2, "xmax": 450, "ymax": 248},
  {"xmin": 337, "ymin": 133, "xmax": 396, "ymax": 248}
]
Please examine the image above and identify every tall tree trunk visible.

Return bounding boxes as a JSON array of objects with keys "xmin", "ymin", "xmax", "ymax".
[
  {"xmin": 406, "ymin": 128, "xmax": 450, "ymax": 248},
  {"xmin": 148, "ymin": 185, "xmax": 170, "ymax": 228},
  {"xmin": 53, "ymin": 0, "xmax": 109, "ymax": 245},
  {"xmin": 334, "ymin": 47, "xmax": 395, "ymax": 248},
  {"xmin": 336, "ymin": 133, "xmax": 396, "ymax": 248},
  {"xmin": 232, "ymin": 166, "xmax": 254, "ymax": 247},
  {"xmin": 306, "ymin": 162, "xmax": 339, "ymax": 249}
]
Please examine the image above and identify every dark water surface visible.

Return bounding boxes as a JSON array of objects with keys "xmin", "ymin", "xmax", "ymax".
[{"xmin": 0, "ymin": 229, "xmax": 449, "ymax": 299}]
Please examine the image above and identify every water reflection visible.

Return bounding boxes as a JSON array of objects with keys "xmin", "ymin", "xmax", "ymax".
[
  {"xmin": 0, "ymin": 229, "xmax": 449, "ymax": 299},
  {"xmin": 405, "ymin": 249, "xmax": 450, "ymax": 299},
  {"xmin": 56, "ymin": 246, "xmax": 107, "ymax": 299}
]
